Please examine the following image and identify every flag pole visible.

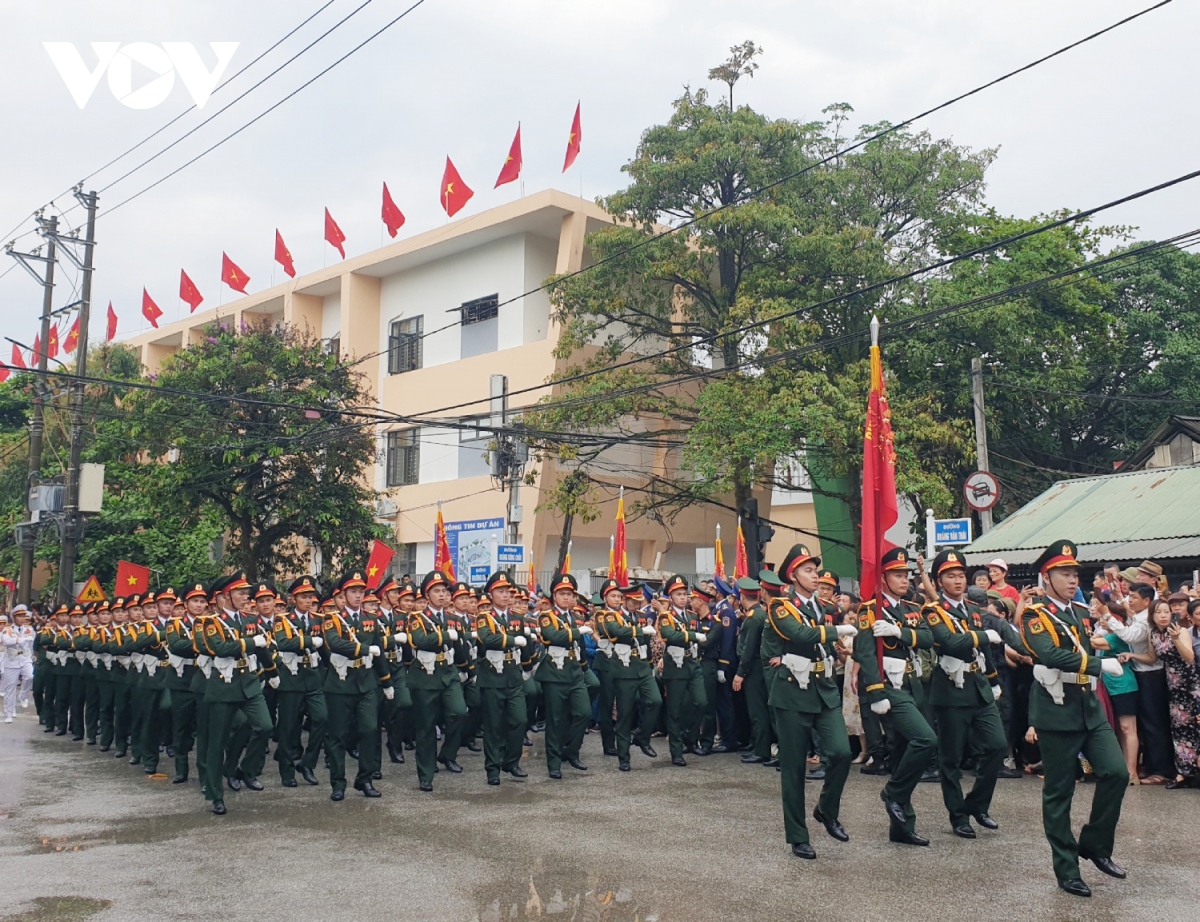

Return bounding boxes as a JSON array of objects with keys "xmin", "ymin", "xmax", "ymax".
[{"xmin": 871, "ymin": 313, "xmax": 879, "ymax": 349}]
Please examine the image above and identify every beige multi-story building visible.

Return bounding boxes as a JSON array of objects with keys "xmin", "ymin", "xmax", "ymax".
[{"xmin": 125, "ymin": 189, "xmax": 819, "ymax": 590}]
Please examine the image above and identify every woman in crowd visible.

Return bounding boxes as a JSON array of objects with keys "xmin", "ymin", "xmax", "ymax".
[
  {"xmin": 1147, "ymin": 598, "xmax": 1200, "ymax": 789},
  {"xmin": 1090, "ymin": 600, "xmax": 1141, "ymax": 785}
]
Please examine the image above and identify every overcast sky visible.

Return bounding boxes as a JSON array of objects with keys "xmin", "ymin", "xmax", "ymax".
[{"xmin": 1, "ymin": 0, "xmax": 1195, "ymax": 346}]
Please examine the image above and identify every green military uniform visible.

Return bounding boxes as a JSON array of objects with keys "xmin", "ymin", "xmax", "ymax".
[
  {"xmin": 79, "ymin": 615, "xmax": 100, "ymax": 744},
  {"xmin": 475, "ymin": 572, "xmax": 530, "ymax": 784},
  {"xmin": 923, "ymin": 549, "xmax": 1007, "ymax": 837},
  {"xmin": 736, "ymin": 577, "xmax": 774, "ymax": 763},
  {"xmin": 535, "ymin": 573, "xmax": 592, "ymax": 778},
  {"xmin": 273, "ymin": 576, "xmax": 328, "ymax": 787},
  {"xmin": 164, "ymin": 588, "xmax": 202, "ymax": 782},
  {"xmin": 1021, "ymin": 541, "xmax": 1128, "ymax": 897},
  {"xmin": 33, "ymin": 622, "xmax": 56, "ymax": 728},
  {"xmin": 657, "ymin": 575, "xmax": 708, "ymax": 765},
  {"xmin": 596, "ymin": 584, "xmax": 662, "ymax": 770},
  {"xmin": 92, "ymin": 614, "xmax": 119, "ymax": 750},
  {"xmin": 696, "ymin": 585, "xmax": 725, "ymax": 753},
  {"xmin": 853, "ymin": 548, "xmax": 936, "ymax": 844},
  {"xmin": 110, "ymin": 605, "xmax": 136, "ymax": 756},
  {"xmin": 767, "ymin": 545, "xmax": 853, "ymax": 858},
  {"xmin": 590, "ymin": 598, "xmax": 617, "ymax": 757},
  {"xmin": 137, "ymin": 594, "xmax": 173, "ymax": 774},
  {"xmin": 439, "ymin": 585, "xmax": 477, "ymax": 769}
]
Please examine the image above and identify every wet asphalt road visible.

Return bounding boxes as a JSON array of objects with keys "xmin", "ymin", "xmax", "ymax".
[{"xmin": 1, "ymin": 711, "xmax": 1199, "ymax": 922}]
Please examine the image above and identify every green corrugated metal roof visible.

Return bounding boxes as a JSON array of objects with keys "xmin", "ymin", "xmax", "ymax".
[{"xmin": 964, "ymin": 464, "xmax": 1200, "ymax": 565}]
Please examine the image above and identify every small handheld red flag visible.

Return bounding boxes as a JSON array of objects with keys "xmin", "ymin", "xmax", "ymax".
[
  {"xmin": 106, "ymin": 302, "xmax": 118, "ymax": 342},
  {"xmin": 115, "ymin": 560, "xmax": 151, "ymax": 595},
  {"xmin": 434, "ymin": 508, "xmax": 456, "ymax": 579},
  {"xmin": 381, "ymin": 183, "xmax": 405, "ymax": 238},
  {"xmin": 63, "ymin": 317, "xmax": 80, "ymax": 354},
  {"xmin": 221, "ymin": 252, "xmax": 250, "ymax": 294},
  {"xmin": 324, "ymin": 208, "xmax": 346, "ymax": 259},
  {"xmin": 47, "ymin": 324, "xmax": 59, "ymax": 360},
  {"xmin": 495, "ymin": 124, "xmax": 522, "ymax": 188},
  {"xmin": 366, "ymin": 540, "xmax": 395, "ymax": 590},
  {"xmin": 141, "ymin": 288, "xmax": 163, "ymax": 328},
  {"xmin": 440, "ymin": 157, "xmax": 474, "ymax": 218},
  {"xmin": 9, "ymin": 344, "xmax": 25, "ymax": 370},
  {"xmin": 180, "ymin": 269, "xmax": 204, "ymax": 312},
  {"xmin": 563, "ymin": 102, "xmax": 582, "ymax": 172},
  {"xmin": 274, "ymin": 230, "xmax": 296, "ymax": 278}
]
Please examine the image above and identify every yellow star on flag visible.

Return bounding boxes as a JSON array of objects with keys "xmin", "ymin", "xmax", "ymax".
[{"xmin": 127, "ymin": 575, "xmax": 138, "ymax": 586}]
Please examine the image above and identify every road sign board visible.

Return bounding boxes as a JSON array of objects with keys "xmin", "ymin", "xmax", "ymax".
[
  {"xmin": 76, "ymin": 574, "xmax": 106, "ymax": 603},
  {"xmin": 964, "ymin": 470, "xmax": 1000, "ymax": 512},
  {"xmin": 933, "ymin": 517, "xmax": 973, "ymax": 546},
  {"xmin": 468, "ymin": 565, "xmax": 490, "ymax": 586},
  {"xmin": 496, "ymin": 545, "xmax": 524, "ymax": 564}
]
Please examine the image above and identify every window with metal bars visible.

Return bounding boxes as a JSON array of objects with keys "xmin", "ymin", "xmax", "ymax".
[
  {"xmin": 387, "ymin": 315, "xmax": 423, "ymax": 374},
  {"xmin": 386, "ymin": 428, "xmax": 420, "ymax": 486}
]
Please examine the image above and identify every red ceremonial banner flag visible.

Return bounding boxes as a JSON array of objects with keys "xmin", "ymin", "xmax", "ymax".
[
  {"xmin": 434, "ymin": 508, "xmax": 456, "ymax": 579},
  {"xmin": 47, "ymin": 323, "xmax": 59, "ymax": 360},
  {"xmin": 860, "ymin": 316, "xmax": 899, "ymax": 609},
  {"xmin": 11, "ymin": 343, "xmax": 26, "ymax": 370},
  {"xmin": 563, "ymin": 102, "xmax": 582, "ymax": 172},
  {"xmin": 439, "ymin": 157, "xmax": 474, "ymax": 218},
  {"xmin": 324, "ymin": 207, "xmax": 346, "ymax": 259},
  {"xmin": 142, "ymin": 288, "xmax": 163, "ymax": 328},
  {"xmin": 106, "ymin": 302, "xmax": 118, "ymax": 342},
  {"xmin": 495, "ymin": 124, "xmax": 522, "ymax": 188},
  {"xmin": 115, "ymin": 560, "xmax": 151, "ymax": 595},
  {"xmin": 381, "ymin": 183, "xmax": 405, "ymax": 238},
  {"xmin": 527, "ymin": 548, "xmax": 537, "ymax": 597},
  {"xmin": 714, "ymin": 526, "xmax": 727, "ymax": 581},
  {"xmin": 63, "ymin": 316, "xmax": 80, "ymax": 353},
  {"xmin": 274, "ymin": 230, "xmax": 296, "ymax": 278},
  {"xmin": 221, "ymin": 252, "xmax": 250, "ymax": 293},
  {"xmin": 32, "ymin": 333, "xmax": 41, "ymax": 362},
  {"xmin": 365, "ymin": 540, "xmax": 395, "ymax": 589},
  {"xmin": 734, "ymin": 520, "xmax": 749, "ymax": 580},
  {"xmin": 180, "ymin": 269, "xmax": 204, "ymax": 312},
  {"xmin": 612, "ymin": 487, "xmax": 628, "ymax": 586}
]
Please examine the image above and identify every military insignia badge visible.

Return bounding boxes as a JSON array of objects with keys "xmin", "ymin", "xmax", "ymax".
[
  {"xmin": 1030, "ymin": 620, "xmax": 1045, "ymax": 635},
  {"xmin": 928, "ymin": 613, "xmax": 941, "ymax": 625}
]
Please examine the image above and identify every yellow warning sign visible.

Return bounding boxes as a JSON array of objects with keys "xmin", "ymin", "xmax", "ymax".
[{"xmin": 76, "ymin": 575, "xmax": 106, "ymax": 603}]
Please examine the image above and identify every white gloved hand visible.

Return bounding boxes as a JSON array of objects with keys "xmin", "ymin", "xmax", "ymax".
[
  {"xmin": 1101, "ymin": 659, "xmax": 1124, "ymax": 677},
  {"xmin": 522, "ymin": 669, "xmax": 532, "ymax": 681},
  {"xmin": 835, "ymin": 624, "xmax": 858, "ymax": 638},
  {"xmin": 870, "ymin": 699, "xmax": 891, "ymax": 715},
  {"xmin": 383, "ymin": 686, "xmax": 395, "ymax": 700},
  {"xmin": 578, "ymin": 625, "xmax": 593, "ymax": 635},
  {"xmin": 513, "ymin": 635, "xmax": 527, "ymax": 648},
  {"xmin": 267, "ymin": 676, "xmax": 280, "ymax": 689},
  {"xmin": 524, "ymin": 626, "xmax": 532, "ymax": 636},
  {"xmin": 311, "ymin": 636, "xmax": 324, "ymax": 649},
  {"xmin": 471, "ymin": 631, "xmax": 478, "ymax": 640},
  {"xmin": 697, "ymin": 632, "xmax": 709, "ymax": 643},
  {"xmin": 873, "ymin": 620, "xmax": 903, "ymax": 639},
  {"xmin": 393, "ymin": 631, "xmax": 407, "ymax": 644},
  {"xmin": 717, "ymin": 669, "xmax": 726, "ymax": 684},
  {"xmin": 447, "ymin": 629, "xmax": 459, "ymax": 642},
  {"xmin": 368, "ymin": 645, "xmax": 381, "ymax": 657},
  {"xmin": 460, "ymin": 671, "xmax": 469, "ymax": 684},
  {"xmin": 992, "ymin": 684, "xmax": 1003, "ymax": 700},
  {"xmin": 641, "ymin": 626, "xmax": 656, "ymax": 636},
  {"xmin": 985, "ymin": 629, "xmax": 1002, "ymax": 645},
  {"xmin": 252, "ymin": 633, "xmax": 269, "ymax": 648}
]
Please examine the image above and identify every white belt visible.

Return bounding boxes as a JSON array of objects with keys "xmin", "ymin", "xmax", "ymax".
[
  {"xmin": 416, "ymin": 650, "xmax": 438, "ymax": 675},
  {"xmin": 116, "ymin": 655, "xmax": 132, "ymax": 668},
  {"xmin": 547, "ymin": 645, "xmax": 568, "ymax": 670},
  {"xmin": 167, "ymin": 652, "xmax": 194, "ymax": 678},
  {"xmin": 196, "ymin": 654, "xmax": 213, "ymax": 679},
  {"xmin": 145, "ymin": 658, "xmax": 159, "ymax": 677},
  {"xmin": 666, "ymin": 646, "xmax": 685, "ymax": 669},
  {"xmin": 85, "ymin": 651, "xmax": 98, "ymax": 666},
  {"xmin": 305, "ymin": 652, "xmax": 322, "ymax": 669},
  {"xmin": 279, "ymin": 651, "xmax": 301, "ymax": 676},
  {"xmin": 485, "ymin": 649, "xmax": 507, "ymax": 674},
  {"xmin": 613, "ymin": 643, "xmax": 632, "ymax": 667},
  {"xmin": 99, "ymin": 653, "xmax": 113, "ymax": 670},
  {"xmin": 74, "ymin": 651, "xmax": 86, "ymax": 663},
  {"xmin": 212, "ymin": 656, "xmax": 236, "ymax": 683},
  {"xmin": 781, "ymin": 653, "xmax": 814, "ymax": 688},
  {"xmin": 882, "ymin": 656, "xmax": 908, "ymax": 690},
  {"xmin": 596, "ymin": 638, "xmax": 613, "ymax": 657}
]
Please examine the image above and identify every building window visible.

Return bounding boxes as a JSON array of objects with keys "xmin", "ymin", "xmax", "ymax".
[
  {"xmin": 393, "ymin": 543, "xmax": 417, "ymax": 582},
  {"xmin": 386, "ymin": 429, "xmax": 420, "ymax": 486},
  {"xmin": 460, "ymin": 294, "xmax": 499, "ymax": 359},
  {"xmin": 388, "ymin": 316, "xmax": 423, "ymax": 375},
  {"xmin": 324, "ymin": 334, "xmax": 340, "ymax": 357},
  {"xmin": 459, "ymin": 418, "xmax": 492, "ymax": 479}
]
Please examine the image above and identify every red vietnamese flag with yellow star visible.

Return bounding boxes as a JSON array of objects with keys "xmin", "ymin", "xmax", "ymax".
[
  {"xmin": 63, "ymin": 316, "xmax": 80, "ymax": 354},
  {"xmin": 274, "ymin": 230, "xmax": 296, "ymax": 278},
  {"xmin": 439, "ymin": 157, "xmax": 474, "ymax": 218},
  {"xmin": 106, "ymin": 303, "xmax": 118, "ymax": 342},
  {"xmin": 434, "ymin": 508, "xmax": 456, "ymax": 579},
  {"xmin": 562, "ymin": 102, "xmax": 581, "ymax": 172},
  {"xmin": 32, "ymin": 333, "xmax": 41, "ymax": 362},
  {"xmin": 495, "ymin": 124, "xmax": 522, "ymax": 188},
  {"xmin": 142, "ymin": 288, "xmax": 163, "ymax": 328},
  {"xmin": 221, "ymin": 252, "xmax": 250, "ymax": 294},
  {"xmin": 180, "ymin": 269, "xmax": 204, "ymax": 312},
  {"xmin": 381, "ymin": 183, "xmax": 405, "ymax": 238},
  {"xmin": 115, "ymin": 560, "xmax": 150, "ymax": 595},
  {"xmin": 47, "ymin": 323, "xmax": 59, "ymax": 360},
  {"xmin": 324, "ymin": 208, "xmax": 346, "ymax": 259},
  {"xmin": 365, "ymin": 540, "xmax": 394, "ymax": 590}
]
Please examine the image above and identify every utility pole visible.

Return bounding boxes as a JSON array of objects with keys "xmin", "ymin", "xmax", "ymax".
[
  {"xmin": 490, "ymin": 374, "xmax": 524, "ymax": 546},
  {"xmin": 53, "ymin": 189, "xmax": 99, "ymax": 602},
  {"xmin": 5, "ymin": 214, "xmax": 57, "ymax": 606},
  {"xmin": 970, "ymin": 356, "xmax": 993, "ymax": 533}
]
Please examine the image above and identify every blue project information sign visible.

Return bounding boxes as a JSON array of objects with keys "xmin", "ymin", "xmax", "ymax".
[{"xmin": 444, "ymin": 517, "xmax": 506, "ymax": 585}]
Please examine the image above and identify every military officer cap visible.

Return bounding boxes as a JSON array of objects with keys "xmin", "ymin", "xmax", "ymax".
[
  {"xmin": 485, "ymin": 571, "xmax": 516, "ymax": 594},
  {"xmin": 421, "ymin": 570, "xmax": 452, "ymax": 595},
  {"xmin": 183, "ymin": 582, "xmax": 209, "ymax": 602},
  {"xmin": 692, "ymin": 584, "xmax": 717, "ymax": 602},
  {"xmin": 208, "ymin": 575, "xmax": 228, "ymax": 599},
  {"xmin": 287, "ymin": 575, "xmax": 320, "ymax": 597},
  {"xmin": 451, "ymin": 581, "xmax": 472, "ymax": 600},
  {"xmin": 1033, "ymin": 540, "xmax": 1080, "ymax": 574},
  {"xmin": 881, "ymin": 547, "xmax": 910, "ymax": 571},
  {"xmin": 157, "ymin": 587, "xmax": 178, "ymax": 602},
  {"xmin": 931, "ymin": 548, "xmax": 967, "ymax": 578},
  {"xmin": 336, "ymin": 571, "xmax": 368, "ymax": 593},
  {"xmin": 126, "ymin": 594, "xmax": 143, "ymax": 607},
  {"xmin": 779, "ymin": 544, "xmax": 822, "ymax": 581},
  {"xmin": 69, "ymin": 604, "xmax": 84, "ymax": 617},
  {"xmin": 736, "ymin": 576, "xmax": 762, "ymax": 593},
  {"xmin": 397, "ymin": 581, "xmax": 416, "ymax": 599},
  {"xmin": 96, "ymin": 600, "xmax": 111, "ymax": 613},
  {"xmin": 224, "ymin": 571, "xmax": 251, "ymax": 592},
  {"xmin": 363, "ymin": 589, "xmax": 379, "ymax": 603},
  {"xmin": 551, "ymin": 572, "xmax": 579, "ymax": 594},
  {"xmin": 758, "ymin": 568, "xmax": 786, "ymax": 588},
  {"xmin": 817, "ymin": 569, "xmax": 839, "ymax": 587},
  {"xmin": 623, "ymin": 581, "xmax": 643, "ymax": 598},
  {"xmin": 597, "ymin": 577, "xmax": 624, "ymax": 598},
  {"xmin": 377, "ymin": 577, "xmax": 400, "ymax": 597},
  {"xmin": 589, "ymin": 593, "xmax": 603, "ymax": 606},
  {"xmin": 663, "ymin": 574, "xmax": 689, "ymax": 594},
  {"xmin": 142, "ymin": 590, "xmax": 157, "ymax": 605},
  {"xmin": 320, "ymin": 596, "xmax": 338, "ymax": 611},
  {"xmin": 253, "ymin": 581, "xmax": 278, "ymax": 600},
  {"xmin": 53, "ymin": 603, "xmax": 69, "ymax": 616},
  {"xmin": 110, "ymin": 597, "xmax": 125, "ymax": 612},
  {"xmin": 478, "ymin": 598, "xmax": 493, "ymax": 613}
]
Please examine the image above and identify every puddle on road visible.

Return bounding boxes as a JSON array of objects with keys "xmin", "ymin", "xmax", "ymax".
[
  {"xmin": 470, "ymin": 867, "xmax": 659, "ymax": 922},
  {"xmin": 0, "ymin": 897, "xmax": 112, "ymax": 921}
]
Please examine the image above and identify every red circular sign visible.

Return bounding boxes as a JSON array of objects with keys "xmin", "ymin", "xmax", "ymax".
[{"xmin": 964, "ymin": 471, "xmax": 1000, "ymax": 511}]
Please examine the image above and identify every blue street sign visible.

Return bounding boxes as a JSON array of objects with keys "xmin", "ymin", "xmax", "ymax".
[
  {"xmin": 469, "ymin": 565, "xmax": 491, "ymax": 586},
  {"xmin": 933, "ymin": 517, "xmax": 973, "ymax": 546},
  {"xmin": 496, "ymin": 545, "xmax": 524, "ymax": 564}
]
